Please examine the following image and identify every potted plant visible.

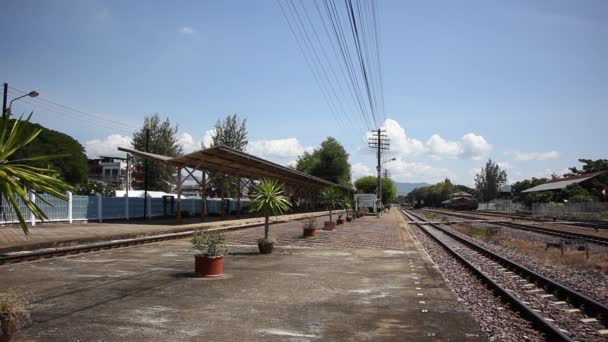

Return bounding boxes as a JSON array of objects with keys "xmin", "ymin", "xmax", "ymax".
[
  {"xmin": 336, "ymin": 214, "xmax": 345, "ymax": 225},
  {"xmin": 0, "ymin": 290, "xmax": 30, "ymax": 342},
  {"xmin": 250, "ymin": 179, "xmax": 292, "ymax": 254},
  {"xmin": 343, "ymin": 199, "xmax": 353, "ymax": 222},
  {"xmin": 320, "ymin": 186, "xmax": 341, "ymax": 230},
  {"xmin": 302, "ymin": 217, "xmax": 317, "ymax": 238},
  {"xmin": 192, "ymin": 229, "xmax": 228, "ymax": 277}
]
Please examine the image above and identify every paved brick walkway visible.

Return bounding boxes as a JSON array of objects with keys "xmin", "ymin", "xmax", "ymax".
[{"xmin": 227, "ymin": 211, "xmax": 405, "ymax": 250}]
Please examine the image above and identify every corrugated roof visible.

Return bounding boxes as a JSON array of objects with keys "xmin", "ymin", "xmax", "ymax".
[
  {"xmin": 522, "ymin": 172, "xmax": 603, "ymax": 193},
  {"xmin": 118, "ymin": 145, "xmax": 350, "ymax": 191},
  {"xmin": 452, "ymin": 191, "xmax": 473, "ymax": 198}
]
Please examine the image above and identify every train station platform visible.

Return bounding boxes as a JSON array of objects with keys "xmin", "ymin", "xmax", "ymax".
[
  {"xmin": 0, "ymin": 211, "xmax": 333, "ymax": 254},
  {"xmin": 0, "ymin": 210, "xmax": 485, "ymax": 341}
]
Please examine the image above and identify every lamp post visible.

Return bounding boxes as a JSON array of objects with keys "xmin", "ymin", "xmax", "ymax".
[
  {"xmin": 8, "ymin": 90, "xmax": 39, "ymax": 110},
  {"xmin": 0, "ymin": 85, "xmax": 39, "ymax": 216},
  {"xmin": 377, "ymin": 157, "xmax": 396, "ymax": 217}
]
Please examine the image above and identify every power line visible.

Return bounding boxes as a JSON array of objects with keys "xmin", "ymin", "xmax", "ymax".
[
  {"xmin": 277, "ymin": 0, "xmax": 348, "ymax": 131},
  {"xmin": 323, "ymin": 0, "xmax": 374, "ymax": 130},
  {"xmin": 8, "ymin": 86, "xmax": 139, "ymax": 133}
]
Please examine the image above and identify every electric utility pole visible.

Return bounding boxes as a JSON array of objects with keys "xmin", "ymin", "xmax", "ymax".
[{"xmin": 368, "ymin": 129, "xmax": 389, "ymax": 216}]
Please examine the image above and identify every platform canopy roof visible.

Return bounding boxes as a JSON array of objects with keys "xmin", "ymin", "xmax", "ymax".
[
  {"xmin": 522, "ymin": 172, "xmax": 604, "ymax": 193},
  {"xmin": 118, "ymin": 145, "xmax": 351, "ymax": 191}
]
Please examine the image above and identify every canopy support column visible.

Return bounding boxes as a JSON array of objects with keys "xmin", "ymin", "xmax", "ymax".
[
  {"xmin": 237, "ymin": 178, "xmax": 241, "ymax": 219},
  {"xmin": 176, "ymin": 166, "xmax": 183, "ymax": 224},
  {"xmin": 202, "ymin": 172, "xmax": 207, "ymax": 222}
]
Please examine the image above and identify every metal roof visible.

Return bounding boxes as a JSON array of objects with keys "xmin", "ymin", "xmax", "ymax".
[
  {"xmin": 452, "ymin": 191, "xmax": 473, "ymax": 198},
  {"xmin": 118, "ymin": 145, "xmax": 350, "ymax": 190},
  {"xmin": 522, "ymin": 172, "xmax": 604, "ymax": 193}
]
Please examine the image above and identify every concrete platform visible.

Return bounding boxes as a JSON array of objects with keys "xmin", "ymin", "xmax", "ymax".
[{"xmin": 0, "ymin": 211, "xmax": 485, "ymax": 341}]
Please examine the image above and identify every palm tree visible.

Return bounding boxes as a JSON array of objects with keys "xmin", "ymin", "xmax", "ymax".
[
  {"xmin": 0, "ymin": 111, "xmax": 72, "ymax": 234},
  {"xmin": 320, "ymin": 186, "xmax": 341, "ymax": 222},
  {"xmin": 249, "ymin": 178, "xmax": 292, "ymax": 241}
]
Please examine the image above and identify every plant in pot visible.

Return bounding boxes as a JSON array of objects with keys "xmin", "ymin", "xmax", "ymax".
[
  {"xmin": 302, "ymin": 217, "xmax": 317, "ymax": 238},
  {"xmin": 192, "ymin": 229, "xmax": 228, "ymax": 277},
  {"xmin": 320, "ymin": 186, "xmax": 341, "ymax": 230},
  {"xmin": 343, "ymin": 199, "xmax": 353, "ymax": 222},
  {"xmin": 0, "ymin": 290, "xmax": 30, "ymax": 342},
  {"xmin": 336, "ymin": 214, "xmax": 345, "ymax": 225},
  {"xmin": 250, "ymin": 178, "xmax": 292, "ymax": 254}
]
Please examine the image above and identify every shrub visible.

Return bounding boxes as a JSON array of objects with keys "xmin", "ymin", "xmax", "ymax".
[{"xmin": 192, "ymin": 230, "xmax": 228, "ymax": 257}]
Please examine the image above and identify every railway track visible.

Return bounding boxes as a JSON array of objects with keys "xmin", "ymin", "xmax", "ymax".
[
  {"xmin": 475, "ymin": 210, "xmax": 608, "ymax": 230},
  {"xmin": 402, "ymin": 209, "xmax": 608, "ymax": 341},
  {"xmin": 422, "ymin": 208, "xmax": 608, "ymax": 247},
  {"xmin": 0, "ymin": 213, "xmax": 329, "ymax": 266}
]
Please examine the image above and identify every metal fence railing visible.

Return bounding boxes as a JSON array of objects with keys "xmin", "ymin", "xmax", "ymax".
[
  {"xmin": 532, "ymin": 202, "xmax": 608, "ymax": 221},
  {"xmin": 1, "ymin": 192, "xmax": 250, "ymax": 225}
]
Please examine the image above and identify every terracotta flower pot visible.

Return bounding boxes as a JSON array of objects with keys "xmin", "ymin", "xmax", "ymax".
[
  {"xmin": 303, "ymin": 228, "xmax": 317, "ymax": 237},
  {"xmin": 323, "ymin": 221, "xmax": 336, "ymax": 231},
  {"xmin": 194, "ymin": 255, "xmax": 224, "ymax": 278},
  {"xmin": 258, "ymin": 240, "xmax": 275, "ymax": 254},
  {"xmin": 346, "ymin": 217, "xmax": 352, "ymax": 222},
  {"xmin": 336, "ymin": 218, "xmax": 344, "ymax": 225},
  {"xmin": 0, "ymin": 318, "xmax": 16, "ymax": 342}
]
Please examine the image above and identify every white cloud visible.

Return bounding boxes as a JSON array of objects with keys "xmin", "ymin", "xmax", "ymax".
[
  {"xmin": 247, "ymin": 138, "xmax": 314, "ymax": 159},
  {"xmin": 202, "ymin": 128, "xmax": 215, "ymax": 148},
  {"xmin": 389, "ymin": 158, "xmax": 452, "ymax": 183},
  {"xmin": 460, "ymin": 133, "xmax": 492, "ymax": 160},
  {"xmin": 497, "ymin": 161, "xmax": 512, "ymax": 170},
  {"xmin": 85, "ymin": 134, "xmax": 132, "ymax": 157},
  {"xmin": 507, "ymin": 150, "xmax": 560, "ymax": 161},
  {"xmin": 368, "ymin": 119, "xmax": 492, "ymax": 160},
  {"xmin": 351, "ymin": 162, "xmax": 373, "ymax": 179},
  {"xmin": 371, "ymin": 118, "xmax": 425, "ymax": 156},
  {"xmin": 178, "ymin": 133, "xmax": 201, "ymax": 154},
  {"xmin": 425, "ymin": 134, "xmax": 461, "ymax": 159},
  {"xmin": 180, "ymin": 26, "xmax": 195, "ymax": 35}
]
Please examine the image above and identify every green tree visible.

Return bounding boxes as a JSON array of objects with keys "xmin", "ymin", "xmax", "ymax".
[
  {"xmin": 8, "ymin": 119, "xmax": 87, "ymax": 185},
  {"xmin": 249, "ymin": 179, "xmax": 292, "ymax": 240},
  {"xmin": 474, "ymin": 159, "xmax": 507, "ymax": 202},
  {"xmin": 0, "ymin": 111, "xmax": 72, "ymax": 234},
  {"xmin": 205, "ymin": 114, "xmax": 248, "ymax": 150},
  {"xmin": 296, "ymin": 137, "xmax": 351, "ymax": 185},
  {"xmin": 131, "ymin": 114, "xmax": 183, "ymax": 193},
  {"xmin": 205, "ymin": 114, "xmax": 248, "ymax": 199},
  {"xmin": 512, "ymin": 177, "xmax": 552, "ymax": 205},
  {"xmin": 354, "ymin": 176, "xmax": 396, "ymax": 206},
  {"xmin": 565, "ymin": 184, "xmax": 593, "ymax": 203},
  {"xmin": 404, "ymin": 179, "xmax": 475, "ymax": 208}
]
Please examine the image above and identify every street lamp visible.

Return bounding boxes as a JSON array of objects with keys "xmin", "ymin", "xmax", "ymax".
[
  {"xmin": 383, "ymin": 157, "xmax": 396, "ymax": 166},
  {"xmin": 9, "ymin": 91, "xmax": 39, "ymax": 110}
]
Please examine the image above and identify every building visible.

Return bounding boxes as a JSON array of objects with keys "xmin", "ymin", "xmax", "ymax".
[
  {"xmin": 88, "ymin": 156, "xmax": 128, "ymax": 189},
  {"xmin": 522, "ymin": 172, "xmax": 604, "ymax": 194}
]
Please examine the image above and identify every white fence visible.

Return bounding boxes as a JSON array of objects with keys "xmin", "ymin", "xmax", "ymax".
[
  {"xmin": 0, "ymin": 192, "xmax": 250, "ymax": 225},
  {"xmin": 532, "ymin": 202, "xmax": 608, "ymax": 221},
  {"xmin": 477, "ymin": 200, "xmax": 526, "ymax": 213}
]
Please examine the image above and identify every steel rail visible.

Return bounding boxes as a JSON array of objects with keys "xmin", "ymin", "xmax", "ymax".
[
  {"xmin": 422, "ymin": 209, "xmax": 608, "ymax": 246},
  {"xmin": 475, "ymin": 210, "xmax": 608, "ymax": 230},
  {"xmin": 403, "ymin": 209, "xmax": 608, "ymax": 328},
  {"xmin": 0, "ymin": 213, "xmax": 330, "ymax": 266},
  {"xmin": 401, "ymin": 209, "xmax": 573, "ymax": 341}
]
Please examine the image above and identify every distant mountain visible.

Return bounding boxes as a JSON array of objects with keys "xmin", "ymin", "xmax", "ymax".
[{"xmin": 394, "ymin": 182, "xmax": 430, "ymax": 195}]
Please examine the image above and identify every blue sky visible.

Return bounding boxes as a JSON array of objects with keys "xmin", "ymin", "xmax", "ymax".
[{"xmin": 1, "ymin": 0, "xmax": 606, "ymax": 186}]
